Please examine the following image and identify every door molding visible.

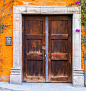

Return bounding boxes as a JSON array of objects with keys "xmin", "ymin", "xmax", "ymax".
[
  {"xmin": 10, "ymin": 6, "xmax": 84, "ymax": 86},
  {"xmin": 45, "ymin": 16, "xmax": 48, "ymax": 82}
]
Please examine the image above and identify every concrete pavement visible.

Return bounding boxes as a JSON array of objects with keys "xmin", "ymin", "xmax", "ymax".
[{"xmin": 0, "ymin": 82, "xmax": 86, "ymax": 91}]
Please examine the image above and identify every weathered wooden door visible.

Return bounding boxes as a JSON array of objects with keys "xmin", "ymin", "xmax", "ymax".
[
  {"xmin": 23, "ymin": 16, "xmax": 45, "ymax": 82},
  {"xmin": 48, "ymin": 16, "xmax": 72, "ymax": 82},
  {"xmin": 23, "ymin": 15, "xmax": 72, "ymax": 82}
]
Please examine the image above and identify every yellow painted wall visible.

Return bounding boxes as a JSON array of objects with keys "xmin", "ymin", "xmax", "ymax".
[{"xmin": 0, "ymin": 0, "xmax": 85, "ymax": 84}]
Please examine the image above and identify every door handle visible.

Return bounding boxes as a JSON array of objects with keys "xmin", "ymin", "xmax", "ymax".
[
  {"xmin": 42, "ymin": 46, "xmax": 46, "ymax": 58},
  {"xmin": 42, "ymin": 46, "xmax": 45, "ymax": 50}
]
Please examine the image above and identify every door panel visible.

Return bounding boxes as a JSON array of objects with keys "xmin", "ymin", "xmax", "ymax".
[
  {"xmin": 51, "ymin": 21, "xmax": 68, "ymax": 34},
  {"xmin": 26, "ymin": 60, "xmax": 43, "ymax": 76},
  {"xmin": 23, "ymin": 16, "xmax": 45, "ymax": 82},
  {"xmin": 48, "ymin": 16, "xmax": 72, "ymax": 82},
  {"xmin": 51, "ymin": 40, "xmax": 68, "ymax": 53}
]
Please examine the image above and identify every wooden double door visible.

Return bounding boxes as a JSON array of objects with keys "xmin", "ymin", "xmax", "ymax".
[{"xmin": 22, "ymin": 15, "xmax": 72, "ymax": 82}]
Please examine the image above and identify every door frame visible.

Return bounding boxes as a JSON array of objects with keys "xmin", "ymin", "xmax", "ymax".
[{"xmin": 11, "ymin": 6, "xmax": 84, "ymax": 86}]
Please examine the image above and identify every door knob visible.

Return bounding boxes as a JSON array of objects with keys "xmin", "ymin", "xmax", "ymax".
[
  {"xmin": 42, "ymin": 46, "xmax": 45, "ymax": 50},
  {"xmin": 42, "ymin": 46, "xmax": 45, "ymax": 58}
]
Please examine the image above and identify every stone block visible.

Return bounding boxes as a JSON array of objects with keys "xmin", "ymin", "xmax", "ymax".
[
  {"xmin": 13, "ymin": 31, "xmax": 20, "ymax": 43},
  {"xmin": 13, "ymin": 14, "xmax": 22, "ymax": 31},
  {"xmin": 73, "ymin": 31, "xmax": 81, "ymax": 44},
  {"xmin": 13, "ymin": 14, "xmax": 21, "ymax": 31},
  {"xmin": 72, "ymin": 14, "xmax": 81, "ymax": 31},
  {"xmin": 19, "ymin": 14, "xmax": 22, "ymax": 31},
  {"xmin": 73, "ymin": 70, "xmax": 84, "ymax": 86},
  {"xmin": 54, "ymin": 7, "xmax": 67, "ymax": 14},
  {"xmin": 73, "ymin": 76, "xmax": 84, "ymax": 86},
  {"xmin": 68, "ymin": 6, "xmax": 75, "ymax": 13},
  {"xmin": 10, "ymin": 68, "xmax": 22, "ymax": 84},
  {"xmin": 13, "ymin": 44, "xmax": 22, "ymax": 67},
  {"xmin": 13, "ymin": 18, "xmax": 20, "ymax": 31},
  {"xmin": 13, "ymin": 14, "xmax": 20, "ymax": 19},
  {"xmin": 74, "ymin": 18, "xmax": 81, "ymax": 30},
  {"xmin": 13, "ymin": 6, "xmax": 27, "ymax": 13},
  {"xmin": 68, "ymin": 6, "xmax": 81, "ymax": 14},
  {"xmin": 75, "ymin": 6, "xmax": 81, "ymax": 14},
  {"xmin": 27, "ymin": 7, "xmax": 41, "ymax": 14},
  {"xmin": 73, "ymin": 14, "xmax": 81, "ymax": 19},
  {"xmin": 41, "ymin": 7, "xmax": 53, "ymax": 14},
  {"xmin": 13, "ymin": 43, "xmax": 20, "ymax": 55},
  {"xmin": 41, "ymin": 6, "xmax": 54, "ymax": 8},
  {"xmin": 73, "ymin": 44, "xmax": 80, "ymax": 56},
  {"xmin": 74, "ymin": 32, "xmax": 80, "ymax": 44},
  {"xmin": 73, "ymin": 57, "xmax": 81, "ymax": 69},
  {"xmin": 13, "ymin": 55, "xmax": 20, "ymax": 67}
]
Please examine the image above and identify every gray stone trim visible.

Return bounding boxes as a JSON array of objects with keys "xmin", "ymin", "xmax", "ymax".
[
  {"xmin": 13, "ymin": 6, "xmax": 81, "ymax": 14},
  {"xmin": 10, "ymin": 67, "xmax": 22, "ymax": 84},
  {"xmin": 11, "ymin": 6, "xmax": 84, "ymax": 86},
  {"xmin": 73, "ymin": 70, "xmax": 84, "ymax": 86}
]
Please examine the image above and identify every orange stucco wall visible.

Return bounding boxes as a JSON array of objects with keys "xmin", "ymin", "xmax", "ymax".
[{"xmin": 0, "ymin": 0, "xmax": 85, "ymax": 84}]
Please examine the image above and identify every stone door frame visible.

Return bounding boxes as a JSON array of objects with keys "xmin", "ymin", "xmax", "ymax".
[{"xmin": 10, "ymin": 6, "xmax": 84, "ymax": 86}]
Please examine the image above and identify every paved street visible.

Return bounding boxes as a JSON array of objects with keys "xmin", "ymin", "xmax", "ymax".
[{"xmin": 0, "ymin": 82, "xmax": 86, "ymax": 91}]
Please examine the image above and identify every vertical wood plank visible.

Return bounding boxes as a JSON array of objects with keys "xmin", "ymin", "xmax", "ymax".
[{"xmin": 68, "ymin": 15, "xmax": 72, "ymax": 82}]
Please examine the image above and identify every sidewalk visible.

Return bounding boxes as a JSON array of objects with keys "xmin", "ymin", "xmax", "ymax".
[{"xmin": 0, "ymin": 82, "xmax": 86, "ymax": 91}]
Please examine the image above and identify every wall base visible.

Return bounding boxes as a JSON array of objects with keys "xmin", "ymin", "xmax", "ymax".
[
  {"xmin": 10, "ymin": 69, "xmax": 84, "ymax": 86},
  {"xmin": 73, "ymin": 70, "xmax": 84, "ymax": 86},
  {"xmin": 10, "ymin": 67, "xmax": 22, "ymax": 84}
]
